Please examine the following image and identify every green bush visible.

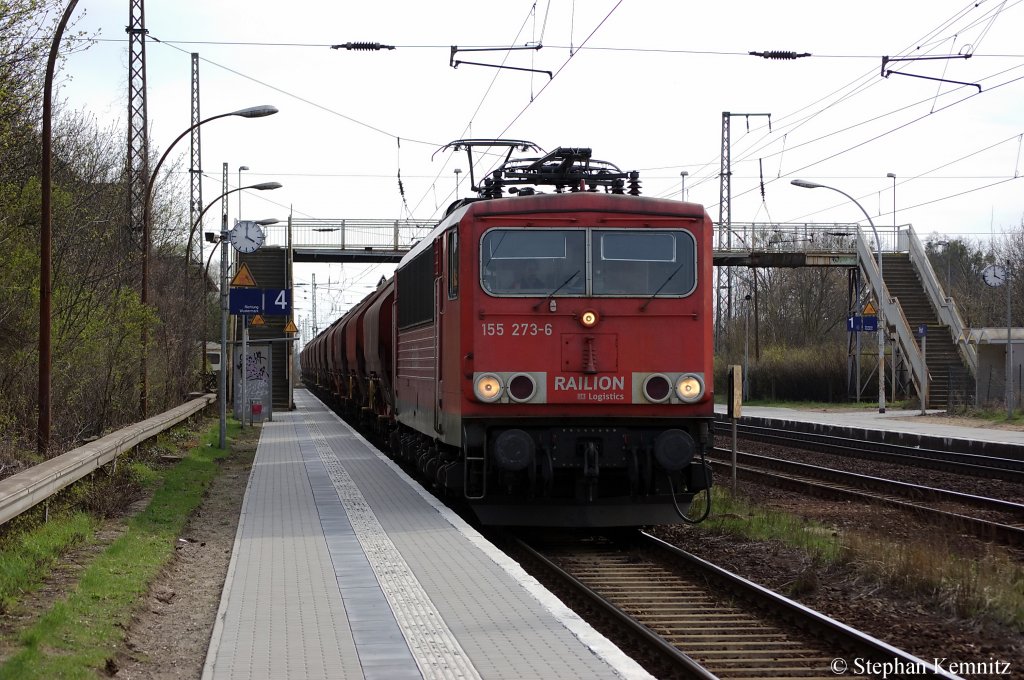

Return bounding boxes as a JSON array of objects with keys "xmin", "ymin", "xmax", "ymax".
[{"xmin": 715, "ymin": 343, "xmax": 850, "ymax": 402}]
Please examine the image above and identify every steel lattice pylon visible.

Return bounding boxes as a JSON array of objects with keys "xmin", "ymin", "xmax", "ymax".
[
  {"xmin": 716, "ymin": 112, "xmax": 731, "ymax": 350},
  {"xmin": 126, "ymin": 0, "xmax": 148, "ymax": 238},
  {"xmin": 190, "ymin": 53, "xmax": 203, "ymax": 266}
]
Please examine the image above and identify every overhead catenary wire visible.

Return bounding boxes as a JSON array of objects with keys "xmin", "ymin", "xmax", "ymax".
[
  {"xmin": 671, "ymin": 0, "xmax": 1022, "ymax": 199},
  {"xmin": 132, "ymin": 2, "xmax": 1018, "ymax": 250},
  {"xmin": 408, "ymin": 3, "xmax": 541, "ymax": 221},
  {"xmin": 106, "ymin": 2, "xmax": 1018, "ymax": 227}
]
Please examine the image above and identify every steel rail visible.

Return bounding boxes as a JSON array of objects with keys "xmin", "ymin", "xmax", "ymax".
[
  {"xmin": 706, "ymin": 456, "xmax": 1024, "ymax": 546},
  {"xmin": 638, "ymin": 532, "xmax": 960, "ymax": 680},
  {"xmin": 719, "ymin": 420, "xmax": 1024, "ymax": 482},
  {"xmin": 0, "ymin": 394, "xmax": 215, "ymax": 527},
  {"xmin": 516, "ymin": 531, "xmax": 957, "ymax": 679},
  {"xmin": 710, "ymin": 447, "xmax": 1024, "ymax": 515},
  {"xmin": 513, "ymin": 536, "xmax": 718, "ymax": 680}
]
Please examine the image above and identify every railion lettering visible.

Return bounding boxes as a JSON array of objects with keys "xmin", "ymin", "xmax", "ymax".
[{"xmin": 553, "ymin": 375, "xmax": 625, "ymax": 391}]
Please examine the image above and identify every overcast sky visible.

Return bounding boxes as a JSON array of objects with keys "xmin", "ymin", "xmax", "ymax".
[{"xmin": 58, "ymin": 0, "xmax": 1024, "ymax": 327}]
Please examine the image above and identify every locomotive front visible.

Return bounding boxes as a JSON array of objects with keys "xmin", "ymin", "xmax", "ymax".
[{"xmin": 452, "ymin": 192, "xmax": 714, "ymax": 526}]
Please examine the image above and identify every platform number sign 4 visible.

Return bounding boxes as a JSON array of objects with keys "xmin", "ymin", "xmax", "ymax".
[{"xmin": 267, "ymin": 288, "xmax": 291, "ymax": 314}]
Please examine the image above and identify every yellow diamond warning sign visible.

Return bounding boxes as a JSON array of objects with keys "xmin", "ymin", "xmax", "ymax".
[
  {"xmin": 230, "ymin": 262, "xmax": 258, "ymax": 287},
  {"xmin": 863, "ymin": 302, "xmax": 876, "ymax": 316},
  {"xmin": 284, "ymin": 320, "xmax": 298, "ymax": 333},
  {"xmin": 249, "ymin": 314, "xmax": 266, "ymax": 327}
]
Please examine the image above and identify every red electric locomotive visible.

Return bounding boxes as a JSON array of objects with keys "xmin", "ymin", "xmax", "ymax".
[{"xmin": 303, "ymin": 140, "xmax": 714, "ymax": 527}]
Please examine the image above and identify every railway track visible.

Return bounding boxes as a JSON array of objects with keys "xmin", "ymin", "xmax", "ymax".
[
  {"xmin": 515, "ymin": 530, "xmax": 953, "ymax": 679},
  {"xmin": 708, "ymin": 447, "xmax": 1024, "ymax": 546},
  {"xmin": 718, "ymin": 420, "xmax": 1024, "ymax": 483}
]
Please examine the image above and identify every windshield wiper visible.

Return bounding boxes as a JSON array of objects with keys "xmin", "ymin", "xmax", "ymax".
[
  {"xmin": 533, "ymin": 270, "xmax": 580, "ymax": 310},
  {"xmin": 640, "ymin": 263, "xmax": 684, "ymax": 311}
]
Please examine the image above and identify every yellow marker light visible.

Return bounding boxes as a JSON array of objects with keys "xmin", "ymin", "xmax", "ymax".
[
  {"xmin": 474, "ymin": 373, "xmax": 503, "ymax": 402},
  {"xmin": 579, "ymin": 309, "xmax": 599, "ymax": 328},
  {"xmin": 675, "ymin": 374, "xmax": 705, "ymax": 403}
]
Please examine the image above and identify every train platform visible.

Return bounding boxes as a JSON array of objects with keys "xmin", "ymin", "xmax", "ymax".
[
  {"xmin": 717, "ymin": 404, "xmax": 1024, "ymax": 451},
  {"xmin": 202, "ymin": 390, "xmax": 652, "ymax": 680}
]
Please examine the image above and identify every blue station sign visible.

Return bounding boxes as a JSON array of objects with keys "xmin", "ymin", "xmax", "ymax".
[
  {"xmin": 847, "ymin": 315, "xmax": 878, "ymax": 332},
  {"xmin": 229, "ymin": 288, "xmax": 291, "ymax": 316}
]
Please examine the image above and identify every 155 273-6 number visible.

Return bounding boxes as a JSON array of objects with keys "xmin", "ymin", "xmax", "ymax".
[{"xmin": 481, "ymin": 322, "xmax": 553, "ymax": 336}]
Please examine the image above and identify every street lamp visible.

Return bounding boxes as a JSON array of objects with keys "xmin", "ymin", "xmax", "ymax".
[
  {"xmin": 454, "ymin": 168, "xmax": 462, "ymax": 199},
  {"xmin": 191, "ymin": 182, "xmax": 282, "ymax": 392},
  {"xmin": 680, "ymin": 170, "xmax": 689, "ymax": 201},
  {"xmin": 792, "ymin": 179, "xmax": 886, "ymax": 413},
  {"xmin": 140, "ymin": 104, "xmax": 277, "ymax": 417},
  {"xmin": 216, "ymin": 184, "xmax": 282, "ymax": 450},
  {"xmin": 238, "ymin": 165, "xmax": 249, "ymax": 221},
  {"xmin": 38, "ymin": 0, "xmax": 79, "ymax": 454},
  {"xmin": 189, "ymin": 181, "xmax": 283, "ymax": 263},
  {"xmin": 235, "ymin": 217, "xmax": 280, "ymax": 432}
]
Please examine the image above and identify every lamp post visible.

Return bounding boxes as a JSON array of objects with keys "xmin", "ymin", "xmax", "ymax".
[
  {"xmin": 454, "ymin": 168, "xmax": 462, "ymax": 199},
  {"xmin": 190, "ymin": 182, "xmax": 283, "ymax": 269},
  {"xmin": 680, "ymin": 170, "xmax": 689, "ymax": 201},
  {"xmin": 237, "ymin": 165, "xmax": 249, "ymax": 220},
  {"xmin": 792, "ymin": 179, "xmax": 886, "ymax": 413},
  {"xmin": 192, "ymin": 182, "xmax": 282, "ymax": 391},
  {"xmin": 237, "ymin": 217, "xmax": 279, "ymax": 431},
  {"xmin": 140, "ymin": 104, "xmax": 277, "ymax": 417},
  {"xmin": 216, "ymin": 183, "xmax": 282, "ymax": 451},
  {"xmin": 38, "ymin": 0, "xmax": 80, "ymax": 455}
]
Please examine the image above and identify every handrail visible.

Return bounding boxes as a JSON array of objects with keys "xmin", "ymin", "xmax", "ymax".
[
  {"xmin": 888, "ymin": 295, "xmax": 933, "ymax": 402},
  {"xmin": 904, "ymin": 224, "xmax": 977, "ymax": 374},
  {"xmin": 0, "ymin": 394, "xmax": 216, "ymax": 527},
  {"xmin": 855, "ymin": 229, "xmax": 928, "ymax": 399}
]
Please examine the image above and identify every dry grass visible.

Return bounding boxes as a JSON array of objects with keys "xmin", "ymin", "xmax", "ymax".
[
  {"xmin": 702, "ymin": 488, "xmax": 1024, "ymax": 630},
  {"xmin": 844, "ymin": 532, "xmax": 1024, "ymax": 629}
]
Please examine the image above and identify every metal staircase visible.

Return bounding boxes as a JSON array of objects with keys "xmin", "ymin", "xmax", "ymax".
[
  {"xmin": 881, "ymin": 253, "xmax": 971, "ymax": 408},
  {"xmin": 864, "ymin": 226, "xmax": 976, "ymax": 410}
]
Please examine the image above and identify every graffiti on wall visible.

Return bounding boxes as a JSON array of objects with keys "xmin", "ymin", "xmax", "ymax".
[{"xmin": 233, "ymin": 344, "xmax": 272, "ymax": 420}]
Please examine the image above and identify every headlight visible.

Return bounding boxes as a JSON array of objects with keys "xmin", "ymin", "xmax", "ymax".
[
  {"xmin": 675, "ymin": 373, "xmax": 705, "ymax": 403},
  {"xmin": 507, "ymin": 373, "xmax": 537, "ymax": 402},
  {"xmin": 579, "ymin": 309, "xmax": 599, "ymax": 328},
  {"xmin": 474, "ymin": 373, "xmax": 503, "ymax": 402},
  {"xmin": 643, "ymin": 374, "xmax": 672, "ymax": 403}
]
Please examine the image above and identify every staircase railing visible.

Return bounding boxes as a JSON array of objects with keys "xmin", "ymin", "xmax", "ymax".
[
  {"xmin": 855, "ymin": 229, "xmax": 928, "ymax": 401},
  {"xmin": 903, "ymin": 224, "xmax": 977, "ymax": 375}
]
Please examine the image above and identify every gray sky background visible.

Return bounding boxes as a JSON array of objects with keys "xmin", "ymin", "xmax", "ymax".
[{"xmin": 58, "ymin": 0, "xmax": 1024, "ymax": 326}]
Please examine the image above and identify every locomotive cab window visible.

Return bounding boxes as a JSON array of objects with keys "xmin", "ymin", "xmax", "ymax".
[
  {"xmin": 447, "ymin": 229, "xmax": 459, "ymax": 299},
  {"xmin": 593, "ymin": 230, "xmax": 696, "ymax": 297},
  {"xmin": 481, "ymin": 227, "xmax": 696, "ymax": 298},
  {"xmin": 481, "ymin": 229, "xmax": 585, "ymax": 296}
]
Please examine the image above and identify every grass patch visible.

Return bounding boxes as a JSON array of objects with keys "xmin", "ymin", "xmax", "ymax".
[
  {"xmin": 0, "ymin": 514, "xmax": 97, "ymax": 614},
  {"xmin": 845, "ymin": 533, "xmax": 1024, "ymax": 630},
  {"xmin": 696, "ymin": 488, "xmax": 1024, "ymax": 631},
  {"xmin": 946, "ymin": 403, "xmax": 1024, "ymax": 425},
  {"xmin": 0, "ymin": 419, "xmax": 244, "ymax": 679},
  {"xmin": 697, "ymin": 487, "xmax": 843, "ymax": 563},
  {"xmin": 716, "ymin": 398, "xmax": 912, "ymax": 411}
]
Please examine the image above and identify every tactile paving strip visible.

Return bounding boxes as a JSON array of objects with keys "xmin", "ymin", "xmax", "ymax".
[{"xmin": 304, "ymin": 415, "xmax": 483, "ymax": 680}]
